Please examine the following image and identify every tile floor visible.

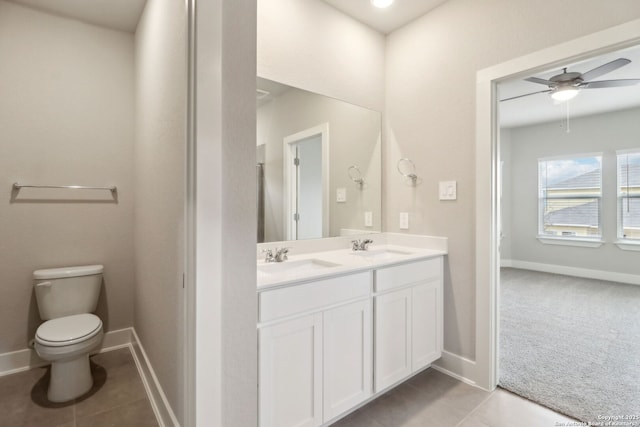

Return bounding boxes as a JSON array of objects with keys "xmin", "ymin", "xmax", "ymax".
[
  {"xmin": 333, "ymin": 368, "xmax": 578, "ymax": 427},
  {"xmin": 0, "ymin": 347, "xmax": 158, "ymax": 427}
]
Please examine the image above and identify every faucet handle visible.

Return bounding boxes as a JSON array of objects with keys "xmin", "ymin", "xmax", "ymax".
[
  {"xmin": 261, "ymin": 248, "xmax": 274, "ymax": 262},
  {"xmin": 351, "ymin": 240, "xmax": 361, "ymax": 251},
  {"xmin": 362, "ymin": 239, "xmax": 373, "ymax": 250}
]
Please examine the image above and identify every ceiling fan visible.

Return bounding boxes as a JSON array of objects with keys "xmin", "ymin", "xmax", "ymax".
[{"xmin": 501, "ymin": 58, "xmax": 640, "ymax": 102}]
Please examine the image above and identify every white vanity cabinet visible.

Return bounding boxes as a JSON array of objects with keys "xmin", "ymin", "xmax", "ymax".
[
  {"xmin": 258, "ymin": 272, "xmax": 372, "ymax": 427},
  {"xmin": 374, "ymin": 258, "xmax": 443, "ymax": 393},
  {"xmin": 258, "ymin": 252, "xmax": 444, "ymax": 426}
]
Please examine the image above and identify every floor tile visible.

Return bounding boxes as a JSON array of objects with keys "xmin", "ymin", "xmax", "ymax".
[
  {"xmin": 0, "ymin": 347, "xmax": 157, "ymax": 427},
  {"xmin": 407, "ymin": 369, "xmax": 491, "ymax": 413},
  {"xmin": 470, "ymin": 388, "xmax": 576, "ymax": 427},
  {"xmin": 76, "ymin": 398, "xmax": 158, "ymax": 427},
  {"xmin": 351, "ymin": 382, "xmax": 468, "ymax": 427},
  {"xmin": 331, "ymin": 407, "xmax": 385, "ymax": 427},
  {"xmin": 0, "ymin": 367, "xmax": 75, "ymax": 427},
  {"xmin": 74, "ymin": 351, "xmax": 148, "ymax": 418}
]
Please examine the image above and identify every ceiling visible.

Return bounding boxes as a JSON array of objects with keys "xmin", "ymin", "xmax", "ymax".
[
  {"xmin": 7, "ymin": 0, "xmax": 146, "ymax": 32},
  {"xmin": 499, "ymin": 44, "xmax": 640, "ymax": 128},
  {"xmin": 321, "ymin": 0, "xmax": 448, "ymax": 34}
]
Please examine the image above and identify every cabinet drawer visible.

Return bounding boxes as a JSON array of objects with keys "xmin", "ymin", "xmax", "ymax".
[
  {"xmin": 375, "ymin": 258, "xmax": 441, "ymax": 293},
  {"xmin": 260, "ymin": 272, "xmax": 371, "ymax": 323}
]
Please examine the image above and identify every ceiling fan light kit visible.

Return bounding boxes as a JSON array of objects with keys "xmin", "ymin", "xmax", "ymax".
[
  {"xmin": 501, "ymin": 57, "xmax": 640, "ymax": 102},
  {"xmin": 551, "ymin": 86, "xmax": 580, "ymax": 101}
]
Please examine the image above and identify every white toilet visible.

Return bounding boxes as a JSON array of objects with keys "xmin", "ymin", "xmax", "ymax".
[{"xmin": 33, "ymin": 265, "xmax": 104, "ymax": 403}]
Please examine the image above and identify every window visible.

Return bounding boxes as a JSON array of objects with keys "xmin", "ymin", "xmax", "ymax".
[
  {"xmin": 538, "ymin": 154, "xmax": 602, "ymax": 239},
  {"xmin": 617, "ymin": 150, "xmax": 640, "ymax": 241}
]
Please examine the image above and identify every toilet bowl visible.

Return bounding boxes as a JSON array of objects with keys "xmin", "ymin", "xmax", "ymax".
[
  {"xmin": 32, "ymin": 265, "xmax": 104, "ymax": 402},
  {"xmin": 35, "ymin": 313, "xmax": 104, "ymax": 402}
]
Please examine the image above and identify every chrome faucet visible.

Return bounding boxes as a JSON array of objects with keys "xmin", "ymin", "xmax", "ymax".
[
  {"xmin": 351, "ymin": 239, "xmax": 373, "ymax": 251},
  {"xmin": 262, "ymin": 247, "xmax": 290, "ymax": 263}
]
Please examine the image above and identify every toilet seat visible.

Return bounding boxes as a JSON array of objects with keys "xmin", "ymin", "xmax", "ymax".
[{"xmin": 36, "ymin": 314, "xmax": 102, "ymax": 347}]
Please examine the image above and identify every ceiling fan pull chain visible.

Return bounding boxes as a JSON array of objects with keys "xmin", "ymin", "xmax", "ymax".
[{"xmin": 566, "ymin": 100, "xmax": 571, "ymax": 133}]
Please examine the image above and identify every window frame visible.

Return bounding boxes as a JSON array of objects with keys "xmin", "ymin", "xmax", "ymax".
[
  {"xmin": 537, "ymin": 153, "xmax": 604, "ymax": 246},
  {"xmin": 616, "ymin": 149, "xmax": 640, "ymax": 251}
]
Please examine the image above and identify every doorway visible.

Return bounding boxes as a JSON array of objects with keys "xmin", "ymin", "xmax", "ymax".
[
  {"xmin": 283, "ymin": 123, "xmax": 330, "ymax": 240},
  {"xmin": 474, "ymin": 18, "xmax": 640, "ymax": 393}
]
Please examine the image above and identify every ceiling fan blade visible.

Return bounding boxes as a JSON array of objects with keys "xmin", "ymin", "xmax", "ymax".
[
  {"xmin": 500, "ymin": 89, "xmax": 552, "ymax": 102},
  {"xmin": 582, "ymin": 79, "xmax": 640, "ymax": 88},
  {"xmin": 524, "ymin": 76, "xmax": 553, "ymax": 86},
  {"xmin": 581, "ymin": 58, "xmax": 631, "ymax": 81}
]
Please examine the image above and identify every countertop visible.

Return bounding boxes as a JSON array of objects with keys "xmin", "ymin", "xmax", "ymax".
[{"xmin": 257, "ymin": 244, "xmax": 447, "ymax": 291}]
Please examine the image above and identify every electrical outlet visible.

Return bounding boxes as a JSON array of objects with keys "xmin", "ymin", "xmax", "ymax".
[
  {"xmin": 399, "ymin": 212, "xmax": 409, "ymax": 230},
  {"xmin": 364, "ymin": 211, "xmax": 373, "ymax": 227},
  {"xmin": 336, "ymin": 187, "xmax": 347, "ymax": 203}
]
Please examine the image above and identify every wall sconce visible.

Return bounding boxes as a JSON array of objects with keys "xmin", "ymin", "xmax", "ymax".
[
  {"xmin": 348, "ymin": 165, "xmax": 364, "ymax": 188},
  {"xmin": 397, "ymin": 158, "xmax": 418, "ymax": 185}
]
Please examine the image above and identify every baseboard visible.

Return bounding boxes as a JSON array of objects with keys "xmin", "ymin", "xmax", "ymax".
[
  {"xmin": 130, "ymin": 328, "xmax": 180, "ymax": 427},
  {"xmin": 432, "ymin": 350, "xmax": 482, "ymax": 389},
  {"xmin": 0, "ymin": 327, "xmax": 132, "ymax": 377},
  {"xmin": 500, "ymin": 258, "xmax": 513, "ymax": 268},
  {"xmin": 503, "ymin": 259, "xmax": 640, "ymax": 286}
]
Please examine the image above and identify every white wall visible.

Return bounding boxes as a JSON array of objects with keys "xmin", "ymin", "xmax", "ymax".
[
  {"xmin": 194, "ymin": 0, "xmax": 258, "ymax": 425},
  {"xmin": 257, "ymin": 0, "xmax": 386, "ymax": 112},
  {"xmin": 0, "ymin": 1, "xmax": 135, "ymax": 354},
  {"xmin": 134, "ymin": 0, "xmax": 186, "ymax": 422},
  {"xmin": 385, "ymin": 0, "xmax": 640, "ymax": 361},
  {"xmin": 501, "ymin": 107, "xmax": 640, "ymax": 276}
]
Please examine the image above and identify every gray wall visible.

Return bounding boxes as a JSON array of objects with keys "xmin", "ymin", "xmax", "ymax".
[
  {"xmin": 134, "ymin": 0, "xmax": 186, "ymax": 422},
  {"xmin": 501, "ymin": 107, "xmax": 640, "ymax": 275},
  {"xmin": 384, "ymin": 0, "xmax": 640, "ymax": 361},
  {"xmin": 0, "ymin": 1, "xmax": 135, "ymax": 354},
  {"xmin": 257, "ymin": 0, "xmax": 640, "ymax": 364},
  {"xmin": 257, "ymin": 0, "xmax": 386, "ymax": 112}
]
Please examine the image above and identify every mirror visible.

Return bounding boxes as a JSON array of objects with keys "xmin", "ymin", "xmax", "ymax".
[{"xmin": 257, "ymin": 77, "xmax": 382, "ymax": 243}]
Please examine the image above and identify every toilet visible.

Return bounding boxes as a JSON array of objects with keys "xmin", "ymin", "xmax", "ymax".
[{"xmin": 33, "ymin": 265, "xmax": 104, "ymax": 403}]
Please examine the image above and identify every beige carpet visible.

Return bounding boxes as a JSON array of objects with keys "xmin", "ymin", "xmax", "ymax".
[{"xmin": 499, "ymin": 268, "xmax": 640, "ymax": 424}]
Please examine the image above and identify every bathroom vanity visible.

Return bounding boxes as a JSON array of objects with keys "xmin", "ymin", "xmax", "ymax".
[{"xmin": 257, "ymin": 238, "xmax": 446, "ymax": 427}]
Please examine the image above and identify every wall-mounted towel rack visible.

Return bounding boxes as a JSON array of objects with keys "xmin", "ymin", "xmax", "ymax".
[{"xmin": 12, "ymin": 183, "xmax": 117, "ymax": 195}]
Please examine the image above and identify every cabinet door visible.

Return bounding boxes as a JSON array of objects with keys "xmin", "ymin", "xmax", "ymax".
[
  {"xmin": 323, "ymin": 299, "xmax": 372, "ymax": 422},
  {"xmin": 374, "ymin": 288, "xmax": 412, "ymax": 392},
  {"xmin": 412, "ymin": 280, "xmax": 442, "ymax": 371},
  {"xmin": 259, "ymin": 313, "xmax": 323, "ymax": 427}
]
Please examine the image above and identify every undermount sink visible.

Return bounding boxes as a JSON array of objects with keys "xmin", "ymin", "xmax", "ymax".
[
  {"xmin": 258, "ymin": 258, "xmax": 341, "ymax": 275},
  {"xmin": 350, "ymin": 248, "xmax": 413, "ymax": 261}
]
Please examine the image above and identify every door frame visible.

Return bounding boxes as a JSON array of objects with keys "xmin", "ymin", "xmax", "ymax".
[
  {"xmin": 474, "ymin": 18, "xmax": 640, "ymax": 390},
  {"xmin": 283, "ymin": 123, "xmax": 330, "ymax": 240}
]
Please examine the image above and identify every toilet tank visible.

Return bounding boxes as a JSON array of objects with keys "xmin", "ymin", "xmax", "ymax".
[{"xmin": 33, "ymin": 265, "xmax": 103, "ymax": 320}]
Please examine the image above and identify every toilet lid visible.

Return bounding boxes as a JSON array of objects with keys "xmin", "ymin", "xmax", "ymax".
[{"xmin": 36, "ymin": 314, "xmax": 102, "ymax": 347}]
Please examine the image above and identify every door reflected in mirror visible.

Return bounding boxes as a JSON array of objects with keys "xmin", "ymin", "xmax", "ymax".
[{"xmin": 257, "ymin": 77, "xmax": 382, "ymax": 243}]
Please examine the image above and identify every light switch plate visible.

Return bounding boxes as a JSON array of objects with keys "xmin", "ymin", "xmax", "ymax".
[
  {"xmin": 364, "ymin": 211, "xmax": 373, "ymax": 227},
  {"xmin": 439, "ymin": 181, "xmax": 457, "ymax": 200},
  {"xmin": 399, "ymin": 212, "xmax": 409, "ymax": 230},
  {"xmin": 336, "ymin": 187, "xmax": 347, "ymax": 203}
]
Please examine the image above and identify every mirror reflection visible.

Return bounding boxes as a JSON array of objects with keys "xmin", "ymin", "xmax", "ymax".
[{"xmin": 257, "ymin": 77, "xmax": 382, "ymax": 243}]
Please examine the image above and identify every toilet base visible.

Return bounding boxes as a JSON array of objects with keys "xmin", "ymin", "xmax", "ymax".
[{"xmin": 48, "ymin": 354, "xmax": 93, "ymax": 402}]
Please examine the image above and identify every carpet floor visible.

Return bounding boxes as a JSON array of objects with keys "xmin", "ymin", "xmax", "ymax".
[{"xmin": 499, "ymin": 268, "xmax": 640, "ymax": 424}]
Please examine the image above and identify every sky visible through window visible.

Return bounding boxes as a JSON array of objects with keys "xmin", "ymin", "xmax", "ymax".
[{"xmin": 541, "ymin": 156, "xmax": 601, "ymax": 186}]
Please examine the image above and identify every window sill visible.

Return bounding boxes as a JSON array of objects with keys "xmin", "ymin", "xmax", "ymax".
[
  {"xmin": 536, "ymin": 236, "xmax": 604, "ymax": 248},
  {"xmin": 615, "ymin": 240, "xmax": 640, "ymax": 251}
]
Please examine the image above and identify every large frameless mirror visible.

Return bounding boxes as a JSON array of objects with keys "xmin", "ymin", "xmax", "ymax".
[{"xmin": 257, "ymin": 77, "xmax": 382, "ymax": 243}]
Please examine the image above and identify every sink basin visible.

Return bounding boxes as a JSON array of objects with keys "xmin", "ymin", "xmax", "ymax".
[
  {"xmin": 258, "ymin": 258, "xmax": 341, "ymax": 276},
  {"xmin": 350, "ymin": 248, "xmax": 413, "ymax": 261}
]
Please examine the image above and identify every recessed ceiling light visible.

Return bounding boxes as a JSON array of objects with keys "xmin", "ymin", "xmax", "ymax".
[{"xmin": 371, "ymin": 0, "xmax": 394, "ymax": 9}]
